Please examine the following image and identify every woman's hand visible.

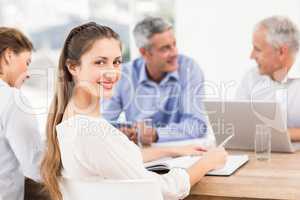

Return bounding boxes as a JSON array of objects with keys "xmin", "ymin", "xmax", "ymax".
[
  {"xmin": 187, "ymin": 147, "xmax": 228, "ymax": 186},
  {"xmin": 200, "ymin": 147, "xmax": 228, "ymax": 170}
]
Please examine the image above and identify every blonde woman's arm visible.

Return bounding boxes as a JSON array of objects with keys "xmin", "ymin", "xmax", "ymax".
[
  {"xmin": 187, "ymin": 147, "xmax": 227, "ymax": 186},
  {"xmin": 141, "ymin": 145, "xmax": 207, "ymax": 162}
]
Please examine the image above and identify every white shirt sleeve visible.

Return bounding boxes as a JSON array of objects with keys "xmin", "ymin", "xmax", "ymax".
[
  {"xmin": 5, "ymin": 90, "xmax": 43, "ymax": 182},
  {"xmin": 236, "ymin": 68, "xmax": 255, "ymax": 100},
  {"xmin": 72, "ymin": 118, "xmax": 190, "ymax": 200}
]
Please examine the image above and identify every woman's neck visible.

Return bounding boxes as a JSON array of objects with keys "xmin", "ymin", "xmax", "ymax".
[{"xmin": 67, "ymin": 86, "xmax": 100, "ymax": 118}]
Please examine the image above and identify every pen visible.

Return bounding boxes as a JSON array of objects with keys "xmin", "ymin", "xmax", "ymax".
[{"xmin": 218, "ymin": 134, "xmax": 234, "ymax": 147}]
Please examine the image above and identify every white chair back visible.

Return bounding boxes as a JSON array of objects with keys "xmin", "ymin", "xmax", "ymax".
[{"xmin": 60, "ymin": 178, "xmax": 163, "ymax": 200}]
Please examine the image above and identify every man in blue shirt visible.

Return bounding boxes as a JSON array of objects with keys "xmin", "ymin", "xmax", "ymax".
[{"xmin": 102, "ymin": 17, "xmax": 207, "ymax": 144}]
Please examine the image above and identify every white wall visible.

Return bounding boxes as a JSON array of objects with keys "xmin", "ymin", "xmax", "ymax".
[{"xmin": 175, "ymin": 0, "xmax": 300, "ymax": 99}]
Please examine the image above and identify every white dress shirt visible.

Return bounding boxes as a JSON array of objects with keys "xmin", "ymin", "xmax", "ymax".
[
  {"xmin": 57, "ymin": 115, "xmax": 190, "ymax": 200},
  {"xmin": 236, "ymin": 58, "xmax": 300, "ymax": 128},
  {"xmin": 0, "ymin": 79, "xmax": 43, "ymax": 200}
]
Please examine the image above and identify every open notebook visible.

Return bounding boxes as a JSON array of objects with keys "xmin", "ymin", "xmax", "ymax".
[{"xmin": 145, "ymin": 155, "xmax": 249, "ymax": 176}]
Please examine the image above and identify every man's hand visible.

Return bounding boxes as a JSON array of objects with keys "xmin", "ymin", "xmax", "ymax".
[
  {"xmin": 139, "ymin": 127, "xmax": 158, "ymax": 145},
  {"xmin": 136, "ymin": 121, "xmax": 158, "ymax": 146},
  {"xmin": 119, "ymin": 121, "xmax": 159, "ymax": 145},
  {"xmin": 119, "ymin": 126, "xmax": 138, "ymax": 144}
]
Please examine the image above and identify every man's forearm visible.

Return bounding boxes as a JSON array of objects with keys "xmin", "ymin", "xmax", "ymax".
[{"xmin": 156, "ymin": 118, "xmax": 207, "ymax": 142}]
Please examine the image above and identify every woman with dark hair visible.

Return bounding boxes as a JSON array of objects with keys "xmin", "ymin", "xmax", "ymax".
[
  {"xmin": 41, "ymin": 22, "xmax": 227, "ymax": 200},
  {"xmin": 0, "ymin": 27, "xmax": 43, "ymax": 200}
]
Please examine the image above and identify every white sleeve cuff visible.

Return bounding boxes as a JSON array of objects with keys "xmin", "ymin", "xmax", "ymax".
[{"xmin": 160, "ymin": 168, "xmax": 191, "ymax": 200}]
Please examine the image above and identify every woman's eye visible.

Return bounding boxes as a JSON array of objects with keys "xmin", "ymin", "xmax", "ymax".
[
  {"xmin": 113, "ymin": 60, "xmax": 122, "ymax": 65},
  {"xmin": 95, "ymin": 60, "xmax": 105, "ymax": 65}
]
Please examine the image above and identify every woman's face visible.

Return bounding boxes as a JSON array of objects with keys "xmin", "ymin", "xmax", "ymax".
[
  {"xmin": 1, "ymin": 50, "xmax": 31, "ymax": 88},
  {"xmin": 73, "ymin": 38, "xmax": 122, "ymax": 99}
]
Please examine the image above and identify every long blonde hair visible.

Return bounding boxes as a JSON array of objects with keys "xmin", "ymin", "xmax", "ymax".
[{"xmin": 41, "ymin": 22, "xmax": 120, "ymax": 200}]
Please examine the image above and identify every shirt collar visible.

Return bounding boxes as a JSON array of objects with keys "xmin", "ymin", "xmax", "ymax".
[
  {"xmin": 280, "ymin": 56, "xmax": 300, "ymax": 83},
  {"xmin": 287, "ymin": 57, "xmax": 300, "ymax": 79},
  {"xmin": 138, "ymin": 62, "xmax": 149, "ymax": 84},
  {"xmin": 161, "ymin": 70, "xmax": 179, "ymax": 85},
  {"xmin": 0, "ymin": 78, "xmax": 9, "ymax": 87},
  {"xmin": 138, "ymin": 62, "xmax": 179, "ymax": 85}
]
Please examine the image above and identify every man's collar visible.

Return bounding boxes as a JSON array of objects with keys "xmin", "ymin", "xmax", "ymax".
[
  {"xmin": 138, "ymin": 62, "xmax": 179, "ymax": 85},
  {"xmin": 287, "ymin": 57, "xmax": 300, "ymax": 79},
  {"xmin": 280, "ymin": 56, "xmax": 300, "ymax": 83},
  {"xmin": 160, "ymin": 70, "xmax": 179, "ymax": 85},
  {"xmin": 138, "ymin": 62, "xmax": 149, "ymax": 84}
]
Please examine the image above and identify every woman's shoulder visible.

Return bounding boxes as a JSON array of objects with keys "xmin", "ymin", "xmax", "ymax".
[
  {"xmin": 57, "ymin": 114, "xmax": 140, "ymax": 158},
  {"xmin": 56, "ymin": 115, "xmax": 127, "ymax": 142},
  {"xmin": 0, "ymin": 85, "xmax": 25, "ymax": 116},
  {"xmin": 57, "ymin": 115, "xmax": 110, "ymax": 130}
]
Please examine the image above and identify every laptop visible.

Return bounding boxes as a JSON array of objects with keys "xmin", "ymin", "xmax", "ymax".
[{"xmin": 204, "ymin": 100, "xmax": 300, "ymax": 153}]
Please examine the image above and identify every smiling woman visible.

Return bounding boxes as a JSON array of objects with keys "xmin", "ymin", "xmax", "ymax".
[
  {"xmin": 41, "ymin": 22, "xmax": 123, "ymax": 200},
  {"xmin": 72, "ymin": 37, "xmax": 122, "ymax": 99},
  {"xmin": 41, "ymin": 21, "xmax": 227, "ymax": 200}
]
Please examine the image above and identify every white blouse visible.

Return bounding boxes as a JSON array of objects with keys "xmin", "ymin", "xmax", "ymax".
[
  {"xmin": 0, "ymin": 79, "xmax": 43, "ymax": 200},
  {"xmin": 57, "ymin": 115, "xmax": 190, "ymax": 200}
]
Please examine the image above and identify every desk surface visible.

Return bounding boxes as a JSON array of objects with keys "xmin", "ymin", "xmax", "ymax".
[{"xmin": 186, "ymin": 150, "xmax": 300, "ymax": 200}]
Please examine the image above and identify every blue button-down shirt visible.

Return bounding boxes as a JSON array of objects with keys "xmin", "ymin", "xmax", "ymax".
[{"xmin": 102, "ymin": 54, "xmax": 207, "ymax": 142}]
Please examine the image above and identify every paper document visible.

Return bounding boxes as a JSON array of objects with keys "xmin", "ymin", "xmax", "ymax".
[{"xmin": 145, "ymin": 155, "xmax": 249, "ymax": 176}]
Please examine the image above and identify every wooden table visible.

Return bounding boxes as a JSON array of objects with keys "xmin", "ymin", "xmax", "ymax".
[{"xmin": 185, "ymin": 151, "xmax": 300, "ymax": 200}]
